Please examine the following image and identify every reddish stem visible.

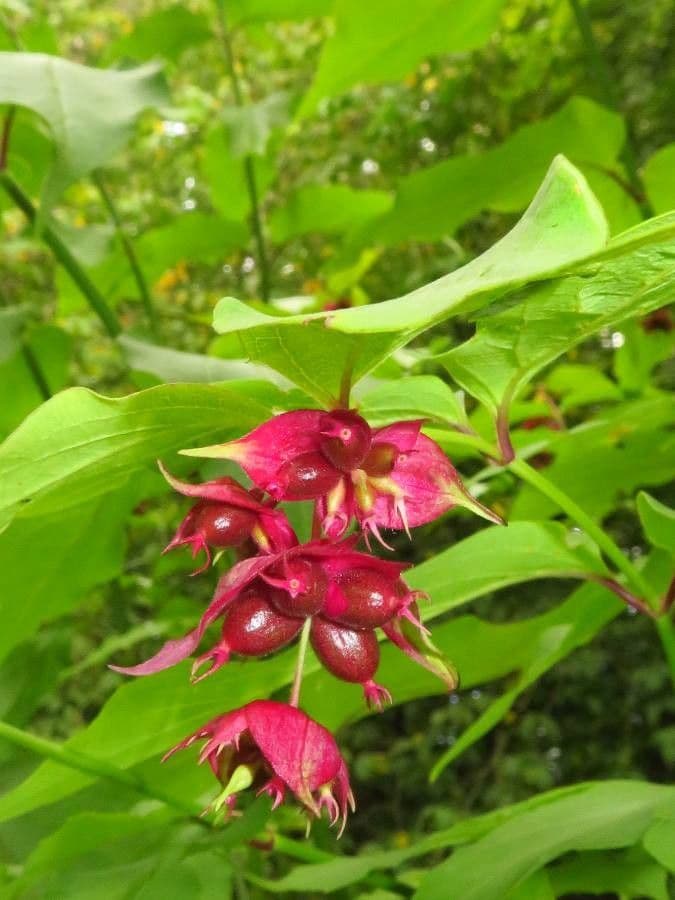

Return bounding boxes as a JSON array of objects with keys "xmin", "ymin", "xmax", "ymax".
[
  {"xmin": 0, "ymin": 107, "xmax": 16, "ymax": 171},
  {"xmin": 593, "ymin": 575, "xmax": 656, "ymax": 619}
]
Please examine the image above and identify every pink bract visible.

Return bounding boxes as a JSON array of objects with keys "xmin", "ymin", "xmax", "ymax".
[{"xmin": 164, "ymin": 700, "xmax": 355, "ymax": 832}]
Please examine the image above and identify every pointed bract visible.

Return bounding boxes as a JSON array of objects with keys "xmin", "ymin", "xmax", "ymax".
[{"xmin": 164, "ymin": 700, "xmax": 354, "ymax": 831}]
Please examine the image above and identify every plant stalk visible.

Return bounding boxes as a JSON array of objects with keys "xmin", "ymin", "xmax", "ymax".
[
  {"xmin": 289, "ymin": 617, "xmax": 312, "ymax": 708},
  {"xmin": 0, "ymin": 172, "xmax": 122, "ymax": 338},
  {"xmin": 0, "ymin": 719, "xmax": 202, "ymax": 820},
  {"xmin": 655, "ymin": 615, "xmax": 675, "ymax": 687},
  {"xmin": 94, "ymin": 170, "xmax": 158, "ymax": 337},
  {"xmin": 214, "ymin": 0, "xmax": 271, "ymax": 302},
  {"xmin": 509, "ymin": 457, "xmax": 656, "ymax": 605}
]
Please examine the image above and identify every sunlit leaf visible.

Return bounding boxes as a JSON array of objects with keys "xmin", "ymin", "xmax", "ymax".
[
  {"xmin": 212, "ymin": 157, "xmax": 608, "ymax": 403},
  {"xmin": 299, "ymin": 0, "xmax": 506, "ymax": 116}
]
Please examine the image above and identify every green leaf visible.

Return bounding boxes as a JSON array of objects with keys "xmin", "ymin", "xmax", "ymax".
[
  {"xmin": 510, "ymin": 396, "xmax": 675, "ymax": 521},
  {"xmin": 118, "ymin": 336, "xmax": 291, "ymax": 387},
  {"xmin": 643, "ymin": 143, "xmax": 675, "ymax": 215},
  {"xmin": 0, "ymin": 324, "xmax": 72, "ymax": 439},
  {"xmin": 0, "ymin": 307, "xmax": 27, "ymax": 363},
  {"xmin": 0, "ymin": 53, "xmax": 168, "ymax": 212},
  {"xmin": 548, "ymin": 849, "xmax": 669, "ymax": 900},
  {"xmin": 506, "ymin": 870, "xmax": 554, "ymax": 900},
  {"xmin": 441, "ymin": 216, "xmax": 675, "ymax": 416},
  {"xmin": 212, "ymin": 156, "xmax": 608, "ymax": 403},
  {"xmin": 107, "ymin": 6, "xmax": 211, "ymax": 63},
  {"xmin": 299, "ymin": 0, "xmax": 506, "ymax": 116},
  {"xmin": 363, "ymin": 97, "xmax": 624, "ymax": 245},
  {"xmin": 637, "ymin": 493, "xmax": 675, "ymax": 557},
  {"xmin": 0, "ymin": 483, "xmax": 139, "ymax": 665},
  {"xmin": 201, "ymin": 127, "xmax": 275, "ymax": 223},
  {"xmin": 6, "ymin": 810, "xmax": 233, "ymax": 900},
  {"xmin": 223, "ymin": 92, "xmax": 290, "ymax": 157},
  {"xmin": 407, "ymin": 520, "xmax": 608, "ymax": 619},
  {"xmin": 269, "ymin": 185, "xmax": 393, "ymax": 241},
  {"xmin": 0, "ymin": 381, "xmax": 285, "ymax": 527},
  {"xmin": 356, "ymin": 375, "xmax": 468, "ymax": 428},
  {"xmin": 613, "ymin": 319, "xmax": 675, "ymax": 394},
  {"xmin": 643, "ymin": 816, "xmax": 675, "ymax": 871},
  {"xmin": 426, "ymin": 583, "xmax": 619, "ymax": 780},
  {"xmin": 545, "ymin": 363, "xmax": 622, "ymax": 412},
  {"xmin": 414, "ymin": 781, "xmax": 675, "ymax": 900}
]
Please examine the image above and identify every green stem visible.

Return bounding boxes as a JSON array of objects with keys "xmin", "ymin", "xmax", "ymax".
[
  {"xmin": 214, "ymin": 0, "xmax": 271, "ymax": 302},
  {"xmin": 0, "ymin": 172, "xmax": 122, "ymax": 338},
  {"xmin": 289, "ymin": 618, "xmax": 312, "ymax": 708},
  {"xmin": 21, "ymin": 342, "xmax": 51, "ymax": 400},
  {"xmin": 567, "ymin": 0, "xmax": 652, "ymax": 217},
  {"xmin": 0, "ymin": 719, "xmax": 202, "ymax": 820},
  {"xmin": 94, "ymin": 170, "xmax": 159, "ymax": 337},
  {"xmin": 509, "ymin": 457, "xmax": 655, "ymax": 604}
]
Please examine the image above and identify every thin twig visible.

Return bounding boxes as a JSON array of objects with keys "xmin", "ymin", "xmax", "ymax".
[
  {"xmin": 214, "ymin": 0, "xmax": 271, "ymax": 302},
  {"xmin": 0, "ymin": 719, "xmax": 206, "ymax": 823},
  {"xmin": 94, "ymin": 170, "xmax": 159, "ymax": 337},
  {"xmin": 0, "ymin": 106, "xmax": 16, "ymax": 171},
  {"xmin": 289, "ymin": 618, "xmax": 312, "ymax": 708}
]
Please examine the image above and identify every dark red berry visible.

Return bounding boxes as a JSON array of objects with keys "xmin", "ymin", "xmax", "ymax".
[
  {"xmin": 271, "ymin": 452, "xmax": 342, "ymax": 500},
  {"xmin": 311, "ymin": 617, "xmax": 379, "ymax": 683},
  {"xmin": 319, "ymin": 410, "xmax": 372, "ymax": 472},
  {"xmin": 268, "ymin": 560, "xmax": 328, "ymax": 617},
  {"xmin": 192, "ymin": 502, "xmax": 257, "ymax": 548},
  {"xmin": 221, "ymin": 589, "xmax": 302, "ymax": 657},
  {"xmin": 362, "ymin": 442, "xmax": 399, "ymax": 477},
  {"xmin": 330, "ymin": 568, "xmax": 404, "ymax": 629}
]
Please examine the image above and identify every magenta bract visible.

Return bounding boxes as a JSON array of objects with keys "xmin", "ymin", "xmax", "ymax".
[
  {"xmin": 159, "ymin": 463, "xmax": 296, "ymax": 573},
  {"xmin": 164, "ymin": 700, "xmax": 355, "ymax": 832}
]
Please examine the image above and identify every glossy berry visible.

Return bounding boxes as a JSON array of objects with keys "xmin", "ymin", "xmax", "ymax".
[
  {"xmin": 269, "ymin": 452, "xmax": 342, "ymax": 501},
  {"xmin": 319, "ymin": 410, "xmax": 372, "ymax": 472},
  {"xmin": 221, "ymin": 588, "xmax": 302, "ymax": 657},
  {"xmin": 330, "ymin": 568, "xmax": 405, "ymax": 629},
  {"xmin": 310, "ymin": 617, "xmax": 379, "ymax": 684},
  {"xmin": 267, "ymin": 560, "xmax": 328, "ymax": 617},
  {"xmin": 192, "ymin": 502, "xmax": 258, "ymax": 548}
]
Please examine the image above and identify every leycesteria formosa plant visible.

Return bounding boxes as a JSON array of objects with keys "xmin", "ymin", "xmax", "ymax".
[{"xmin": 112, "ymin": 408, "xmax": 503, "ymax": 832}]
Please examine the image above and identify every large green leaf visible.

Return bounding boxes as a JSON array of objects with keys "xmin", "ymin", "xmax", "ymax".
[
  {"xmin": 201, "ymin": 127, "xmax": 276, "ymax": 224},
  {"xmin": 0, "ymin": 53, "xmax": 168, "ymax": 211},
  {"xmin": 299, "ymin": 0, "xmax": 506, "ymax": 116},
  {"xmin": 510, "ymin": 396, "xmax": 675, "ymax": 521},
  {"xmin": 548, "ymin": 850, "xmax": 669, "ymax": 900},
  {"xmin": 0, "ymin": 381, "xmax": 285, "ymax": 528},
  {"xmin": 0, "ymin": 523, "xmax": 614, "ymax": 822},
  {"xmin": 414, "ymin": 781, "xmax": 675, "ymax": 900},
  {"xmin": 0, "ymin": 483, "xmax": 139, "ymax": 665},
  {"xmin": 643, "ymin": 143, "xmax": 675, "ymax": 215},
  {"xmin": 362, "ymin": 97, "xmax": 627, "ymax": 244},
  {"xmin": 6, "ymin": 810, "xmax": 233, "ymax": 900},
  {"xmin": 269, "ymin": 185, "xmax": 393, "ymax": 242},
  {"xmin": 637, "ymin": 493, "xmax": 675, "ymax": 557},
  {"xmin": 441, "ymin": 214, "xmax": 675, "ymax": 416},
  {"xmin": 212, "ymin": 157, "xmax": 608, "ymax": 404}
]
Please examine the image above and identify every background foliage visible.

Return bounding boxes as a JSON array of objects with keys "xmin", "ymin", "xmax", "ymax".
[{"xmin": 0, "ymin": 0, "xmax": 673, "ymax": 897}]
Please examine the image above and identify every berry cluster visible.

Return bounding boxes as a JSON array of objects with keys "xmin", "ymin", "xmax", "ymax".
[{"xmin": 113, "ymin": 409, "xmax": 502, "ymax": 832}]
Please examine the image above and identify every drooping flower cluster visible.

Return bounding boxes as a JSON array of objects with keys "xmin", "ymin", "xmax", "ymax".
[{"xmin": 112, "ymin": 408, "xmax": 502, "ymax": 832}]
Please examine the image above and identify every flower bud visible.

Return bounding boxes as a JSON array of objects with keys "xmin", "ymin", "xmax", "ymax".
[{"xmin": 319, "ymin": 410, "xmax": 372, "ymax": 472}]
